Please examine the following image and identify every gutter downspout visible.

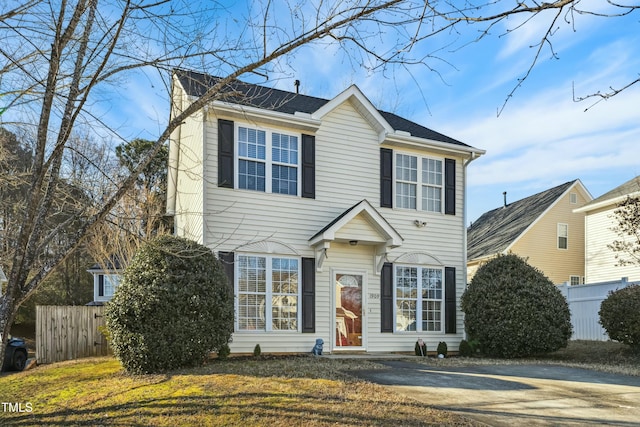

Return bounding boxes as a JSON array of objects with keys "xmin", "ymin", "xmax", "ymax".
[{"xmin": 462, "ymin": 151, "xmax": 481, "ymax": 340}]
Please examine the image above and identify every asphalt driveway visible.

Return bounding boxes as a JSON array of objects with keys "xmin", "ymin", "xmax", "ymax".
[{"xmin": 352, "ymin": 361, "xmax": 640, "ymax": 426}]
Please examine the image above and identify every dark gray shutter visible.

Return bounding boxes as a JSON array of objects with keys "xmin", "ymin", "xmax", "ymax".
[
  {"xmin": 218, "ymin": 119, "xmax": 234, "ymax": 188},
  {"xmin": 445, "ymin": 158, "xmax": 456, "ymax": 215},
  {"xmin": 301, "ymin": 134, "xmax": 315, "ymax": 199},
  {"xmin": 218, "ymin": 251, "xmax": 235, "ymax": 296},
  {"xmin": 445, "ymin": 267, "xmax": 456, "ymax": 334},
  {"xmin": 380, "ymin": 148, "xmax": 393, "ymax": 208},
  {"xmin": 98, "ymin": 275, "xmax": 104, "ymax": 297},
  {"xmin": 301, "ymin": 257, "xmax": 315, "ymax": 333},
  {"xmin": 381, "ymin": 262, "xmax": 394, "ymax": 332}
]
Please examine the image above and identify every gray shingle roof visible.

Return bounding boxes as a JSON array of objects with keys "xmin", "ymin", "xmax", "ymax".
[
  {"xmin": 175, "ymin": 69, "xmax": 470, "ymax": 147},
  {"xmin": 582, "ymin": 175, "xmax": 640, "ymax": 208},
  {"xmin": 467, "ymin": 180, "xmax": 578, "ymax": 260}
]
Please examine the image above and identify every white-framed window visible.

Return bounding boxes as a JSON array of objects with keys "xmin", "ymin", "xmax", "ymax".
[
  {"xmin": 395, "ymin": 265, "xmax": 443, "ymax": 332},
  {"xmin": 570, "ymin": 192, "xmax": 577, "ymax": 204},
  {"xmin": 100, "ymin": 274, "xmax": 121, "ymax": 298},
  {"xmin": 237, "ymin": 124, "xmax": 299, "ymax": 196},
  {"xmin": 558, "ymin": 223, "xmax": 568, "ymax": 249},
  {"xmin": 236, "ymin": 254, "xmax": 300, "ymax": 331},
  {"xmin": 395, "ymin": 153, "xmax": 443, "ymax": 212},
  {"xmin": 570, "ymin": 275, "xmax": 581, "ymax": 286}
]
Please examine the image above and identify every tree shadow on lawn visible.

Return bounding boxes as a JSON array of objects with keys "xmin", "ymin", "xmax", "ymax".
[{"xmin": 2, "ymin": 391, "xmax": 447, "ymax": 427}]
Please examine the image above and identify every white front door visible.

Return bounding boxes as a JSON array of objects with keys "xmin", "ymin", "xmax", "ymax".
[{"xmin": 334, "ymin": 272, "xmax": 365, "ymax": 349}]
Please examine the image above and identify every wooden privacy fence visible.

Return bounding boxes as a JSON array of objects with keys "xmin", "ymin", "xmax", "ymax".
[
  {"xmin": 557, "ymin": 278, "xmax": 635, "ymax": 341},
  {"xmin": 36, "ymin": 305, "xmax": 111, "ymax": 364}
]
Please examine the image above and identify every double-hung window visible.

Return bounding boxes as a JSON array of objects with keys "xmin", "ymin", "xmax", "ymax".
[
  {"xmin": 558, "ymin": 223, "xmax": 568, "ymax": 249},
  {"xmin": 99, "ymin": 274, "xmax": 121, "ymax": 298},
  {"xmin": 395, "ymin": 265, "xmax": 443, "ymax": 332},
  {"xmin": 237, "ymin": 254, "xmax": 300, "ymax": 331},
  {"xmin": 395, "ymin": 153, "xmax": 443, "ymax": 212},
  {"xmin": 237, "ymin": 125, "xmax": 299, "ymax": 195}
]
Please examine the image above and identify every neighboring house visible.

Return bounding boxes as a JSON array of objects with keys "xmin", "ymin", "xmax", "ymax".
[
  {"xmin": 86, "ymin": 259, "xmax": 123, "ymax": 305},
  {"xmin": 573, "ymin": 176, "xmax": 640, "ymax": 283},
  {"xmin": 467, "ymin": 180, "xmax": 592, "ymax": 285},
  {"xmin": 167, "ymin": 69, "xmax": 485, "ymax": 354}
]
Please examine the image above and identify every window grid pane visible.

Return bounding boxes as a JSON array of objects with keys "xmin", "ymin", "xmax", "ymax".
[
  {"xmin": 422, "ymin": 185, "xmax": 442, "ymax": 212},
  {"xmin": 396, "ymin": 183, "xmax": 416, "ymax": 209},
  {"xmin": 238, "ymin": 127, "xmax": 266, "ymax": 160},
  {"xmin": 239, "ymin": 160, "xmax": 265, "ymax": 191},
  {"xmin": 271, "ymin": 257, "xmax": 299, "ymax": 331},
  {"xmin": 396, "ymin": 267, "xmax": 417, "ymax": 331},
  {"xmin": 272, "ymin": 164, "xmax": 298, "ymax": 195},
  {"xmin": 422, "ymin": 158, "xmax": 442, "ymax": 186},
  {"xmin": 272, "ymin": 133, "xmax": 298, "ymax": 165}
]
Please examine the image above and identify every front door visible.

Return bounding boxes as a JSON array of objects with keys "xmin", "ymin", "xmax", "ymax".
[{"xmin": 335, "ymin": 272, "xmax": 364, "ymax": 349}]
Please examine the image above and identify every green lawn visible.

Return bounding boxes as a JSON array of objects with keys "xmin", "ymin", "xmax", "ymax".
[
  {"xmin": 0, "ymin": 356, "xmax": 478, "ymax": 426},
  {"xmin": 1, "ymin": 340, "xmax": 637, "ymax": 426}
]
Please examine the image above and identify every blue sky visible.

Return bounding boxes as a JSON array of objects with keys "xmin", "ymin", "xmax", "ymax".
[{"xmin": 98, "ymin": 1, "xmax": 640, "ymax": 223}]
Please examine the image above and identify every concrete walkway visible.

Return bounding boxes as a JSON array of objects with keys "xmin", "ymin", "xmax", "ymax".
[{"xmin": 352, "ymin": 360, "xmax": 640, "ymax": 426}]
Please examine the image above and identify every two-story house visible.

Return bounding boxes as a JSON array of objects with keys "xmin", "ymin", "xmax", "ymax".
[
  {"xmin": 574, "ymin": 175, "xmax": 640, "ymax": 283},
  {"xmin": 467, "ymin": 180, "xmax": 592, "ymax": 285},
  {"xmin": 167, "ymin": 70, "xmax": 484, "ymax": 354}
]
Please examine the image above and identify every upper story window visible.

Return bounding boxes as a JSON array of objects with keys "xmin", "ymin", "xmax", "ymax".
[
  {"xmin": 237, "ymin": 125, "xmax": 299, "ymax": 196},
  {"xmin": 558, "ymin": 223, "xmax": 568, "ymax": 249},
  {"xmin": 395, "ymin": 153, "xmax": 443, "ymax": 212}
]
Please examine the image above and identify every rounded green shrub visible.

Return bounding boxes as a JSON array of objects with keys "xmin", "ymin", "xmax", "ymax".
[
  {"xmin": 461, "ymin": 254, "xmax": 572, "ymax": 358},
  {"xmin": 105, "ymin": 236, "xmax": 234, "ymax": 374},
  {"xmin": 458, "ymin": 339, "xmax": 473, "ymax": 357},
  {"xmin": 437, "ymin": 341, "xmax": 448, "ymax": 357},
  {"xmin": 599, "ymin": 284, "xmax": 640, "ymax": 352}
]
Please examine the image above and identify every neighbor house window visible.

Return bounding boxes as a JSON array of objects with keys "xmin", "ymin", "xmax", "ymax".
[
  {"xmin": 99, "ymin": 274, "xmax": 121, "ymax": 298},
  {"xmin": 237, "ymin": 125, "xmax": 299, "ymax": 195},
  {"xmin": 395, "ymin": 265, "xmax": 443, "ymax": 332},
  {"xmin": 558, "ymin": 223, "xmax": 568, "ymax": 249},
  {"xmin": 395, "ymin": 153, "xmax": 443, "ymax": 212},
  {"xmin": 236, "ymin": 255, "xmax": 299, "ymax": 331},
  {"xmin": 570, "ymin": 193, "xmax": 577, "ymax": 204},
  {"xmin": 570, "ymin": 275, "xmax": 581, "ymax": 286}
]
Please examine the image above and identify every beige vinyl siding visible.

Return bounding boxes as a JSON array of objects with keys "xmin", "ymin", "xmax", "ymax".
[
  {"xmin": 585, "ymin": 205, "xmax": 640, "ymax": 282},
  {"xmin": 173, "ymin": 109, "xmax": 204, "ymax": 243},
  {"xmin": 201, "ymin": 100, "xmax": 467, "ymax": 352},
  {"xmin": 509, "ymin": 188, "xmax": 588, "ymax": 284}
]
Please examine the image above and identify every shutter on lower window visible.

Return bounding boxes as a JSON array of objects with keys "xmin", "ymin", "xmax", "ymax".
[
  {"xmin": 301, "ymin": 257, "xmax": 315, "ymax": 333},
  {"xmin": 218, "ymin": 119, "xmax": 234, "ymax": 188},
  {"xmin": 98, "ymin": 275, "xmax": 104, "ymax": 297},
  {"xmin": 445, "ymin": 158, "xmax": 456, "ymax": 215},
  {"xmin": 301, "ymin": 134, "xmax": 315, "ymax": 199},
  {"xmin": 218, "ymin": 251, "xmax": 235, "ymax": 296},
  {"xmin": 381, "ymin": 262, "xmax": 394, "ymax": 332},
  {"xmin": 445, "ymin": 266, "xmax": 456, "ymax": 334},
  {"xmin": 380, "ymin": 148, "xmax": 393, "ymax": 208}
]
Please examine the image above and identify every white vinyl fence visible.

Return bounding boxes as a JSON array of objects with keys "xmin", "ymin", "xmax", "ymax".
[{"xmin": 557, "ymin": 278, "xmax": 635, "ymax": 341}]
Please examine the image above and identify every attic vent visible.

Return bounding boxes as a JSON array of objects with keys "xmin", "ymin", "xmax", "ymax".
[{"xmin": 503, "ymin": 191, "xmax": 507, "ymax": 208}]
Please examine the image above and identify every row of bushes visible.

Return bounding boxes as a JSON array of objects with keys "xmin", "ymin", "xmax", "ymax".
[{"xmin": 104, "ymin": 237, "xmax": 638, "ymax": 374}]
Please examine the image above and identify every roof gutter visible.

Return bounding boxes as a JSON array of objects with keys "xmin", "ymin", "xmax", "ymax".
[{"xmin": 463, "ymin": 151, "xmax": 482, "ymax": 288}]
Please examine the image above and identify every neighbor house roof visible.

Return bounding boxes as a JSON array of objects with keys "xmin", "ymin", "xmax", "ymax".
[
  {"xmin": 467, "ymin": 180, "xmax": 579, "ymax": 261},
  {"xmin": 574, "ymin": 175, "xmax": 640, "ymax": 213},
  {"xmin": 174, "ymin": 69, "xmax": 471, "ymax": 148}
]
